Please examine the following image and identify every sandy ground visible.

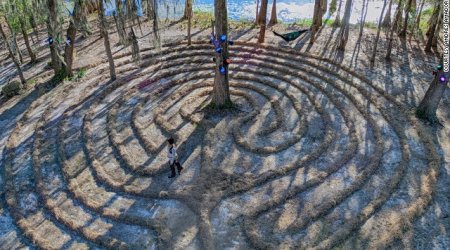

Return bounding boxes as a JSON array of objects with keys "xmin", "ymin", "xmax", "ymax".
[{"xmin": 0, "ymin": 16, "xmax": 449, "ymax": 249}]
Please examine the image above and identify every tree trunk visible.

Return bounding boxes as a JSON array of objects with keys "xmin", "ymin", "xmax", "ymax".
[
  {"xmin": 256, "ymin": 0, "xmax": 259, "ymax": 22},
  {"xmin": 47, "ymin": 0, "xmax": 63, "ymax": 73},
  {"xmin": 6, "ymin": 20, "xmax": 24, "ymax": 65},
  {"xmin": 115, "ymin": 0, "xmax": 128, "ymax": 46},
  {"xmin": 187, "ymin": 0, "xmax": 192, "ymax": 45},
  {"xmin": 392, "ymin": 0, "xmax": 403, "ymax": 32},
  {"xmin": 257, "ymin": 0, "xmax": 268, "ymax": 25},
  {"xmin": 386, "ymin": 0, "xmax": 403, "ymax": 59},
  {"xmin": 310, "ymin": 0, "xmax": 324, "ymax": 44},
  {"xmin": 268, "ymin": 0, "xmax": 277, "ymax": 26},
  {"xmin": 416, "ymin": 57, "xmax": 448, "ymax": 124},
  {"xmin": 182, "ymin": 0, "xmax": 192, "ymax": 20},
  {"xmin": 99, "ymin": 0, "xmax": 116, "ymax": 80},
  {"xmin": 382, "ymin": 0, "xmax": 393, "ymax": 28},
  {"xmin": 212, "ymin": 0, "xmax": 232, "ymax": 108},
  {"xmin": 152, "ymin": 0, "xmax": 161, "ymax": 50},
  {"xmin": 425, "ymin": 1, "xmax": 441, "ymax": 52},
  {"xmin": 147, "ymin": 0, "xmax": 154, "ymax": 20},
  {"xmin": 411, "ymin": 0, "xmax": 425, "ymax": 37},
  {"xmin": 0, "ymin": 23, "xmax": 26, "ymax": 84},
  {"xmin": 321, "ymin": 0, "xmax": 328, "ymax": 16},
  {"xmin": 336, "ymin": 0, "xmax": 352, "ymax": 50},
  {"xmin": 333, "ymin": 0, "xmax": 343, "ymax": 27},
  {"xmin": 64, "ymin": 0, "xmax": 83, "ymax": 77},
  {"xmin": 370, "ymin": 0, "xmax": 388, "ymax": 66},
  {"xmin": 399, "ymin": 0, "xmax": 413, "ymax": 37},
  {"xmin": 358, "ymin": 0, "xmax": 368, "ymax": 38},
  {"xmin": 258, "ymin": 0, "xmax": 268, "ymax": 43},
  {"xmin": 329, "ymin": 0, "xmax": 337, "ymax": 14},
  {"xmin": 29, "ymin": 14, "xmax": 39, "ymax": 42},
  {"xmin": 64, "ymin": 22, "xmax": 77, "ymax": 77},
  {"xmin": 19, "ymin": 20, "xmax": 37, "ymax": 63}
]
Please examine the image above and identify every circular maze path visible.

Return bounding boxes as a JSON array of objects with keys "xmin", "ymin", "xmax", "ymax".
[{"xmin": 1, "ymin": 41, "xmax": 443, "ymax": 249}]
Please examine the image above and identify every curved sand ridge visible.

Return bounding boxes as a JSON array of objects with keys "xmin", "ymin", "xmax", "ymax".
[{"xmin": 3, "ymin": 41, "xmax": 441, "ymax": 249}]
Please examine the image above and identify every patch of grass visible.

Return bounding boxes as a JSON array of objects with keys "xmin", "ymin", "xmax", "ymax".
[
  {"xmin": 192, "ymin": 10, "xmax": 214, "ymax": 29},
  {"xmin": 363, "ymin": 21, "xmax": 378, "ymax": 30},
  {"xmin": 291, "ymin": 18, "xmax": 313, "ymax": 27},
  {"xmin": 72, "ymin": 68, "xmax": 87, "ymax": 81}
]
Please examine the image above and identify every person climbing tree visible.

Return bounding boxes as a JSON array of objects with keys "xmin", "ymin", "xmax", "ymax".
[
  {"xmin": 47, "ymin": 0, "xmax": 64, "ymax": 74},
  {"xmin": 416, "ymin": 58, "xmax": 448, "ymax": 124},
  {"xmin": 212, "ymin": 0, "xmax": 232, "ymax": 108}
]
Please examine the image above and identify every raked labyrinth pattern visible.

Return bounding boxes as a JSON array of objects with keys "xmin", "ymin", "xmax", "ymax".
[{"xmin": 3, "ymin": 41, "xmax": 441, "ymax": 250}]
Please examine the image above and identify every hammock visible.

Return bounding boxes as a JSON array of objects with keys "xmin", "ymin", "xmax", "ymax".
[{"xmin": 272, "ymin": 29, "xmax": 310, "ymax": 42}]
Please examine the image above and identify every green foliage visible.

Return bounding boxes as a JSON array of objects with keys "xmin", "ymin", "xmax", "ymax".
[
  {"xmin": 191, "ymin": 10, "xmax": 214, "ymax": 29},
  {"xmin": 292, "ymin": 18, "xmax": 314, "ymax": 27},
  {"xmin": 363, "ymin": 21, "xmax": 378, "ymax": 29},
  {"xmin": 52, "ymin": 68, "xmax": 68, "ymax": 84},
  {"xmin": 72, "ymin": 68, "xmax": 87, "ymax": 81},
  {"xmin": 329, "ymin": 0, "xmax": 337, "ymax": 15},
  {"xmin": 2, "ymin": 80, "xmax": 22, "ymax": 98},
  {"xmin": 418, "ymin": 7, "xmax": 434, "ymax": 33}
]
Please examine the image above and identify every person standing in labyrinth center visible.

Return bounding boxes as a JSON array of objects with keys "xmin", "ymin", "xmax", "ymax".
[{"xmin": 167, "ymin": 138, "xmax": 183, "ymax": 178}]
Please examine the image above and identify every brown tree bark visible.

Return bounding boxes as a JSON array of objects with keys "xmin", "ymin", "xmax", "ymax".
[
  {"xmin": 19, "ymin": 19, "xmax": 37, "ymax": 63},
  {"xmin": 182, "ymin": 0, "xmax": 192, "ymax": 20},
  {"xmin": 425, "ymin": 1, "xmax": 441, "ymax": 52},
  {"xmin": 258, "ymin": 0, "xmax": 268, "ymax": 43},
  {"xmin": 29, "ymin": 14, "xmax": 39, "ymax": 42},
  {"xmin": 64, "ymin": 0, "xmax": 83, "ymax": 77},
  {"xmin": 187, "ymin": 0, "xmax": 192, "ymax": 45},
  {"xmin": 114, "ymin": 0, "xmax": 128, "ymax": 45},
  {"xmin": 310, "ymin": 0, "xmax": 324, "ymax": 44},
  {"xmin": 370, "ymin": 0, "xmax": 388, "ymax": 66},
  {"xmin": 382, "ymin": 0, "xmax": 393, "ymax": 28},
  {"xmin": 0, "ymin": 22, "xmax": 26, "ymax": 84},
  {"xmin": 256, "ymin": 0, "xmax": 260, "ymax": 23},
  {"xmin": 392, "ymin": 0, "xmax": 403, "ymax": 32},
  {"xmin": 268, "ymin": 0, "xmax": 277, "ymax": 26},
  {"xmin": 99, "ymin": 0, "xmax": 116, "ymax": 80},
  {"xmin": 47, "ymin": 0, "xmax": 63, "ymax": 73},
  {"xmin": 411, "ymin": 0, "xmax": 425, "ymax": 37},
  {"xmin": 212, "ymin": 0, "xmax": 232, "ymax": 108},
  {"xmin": 399, "ymin": 0, "xmax": 413, "ymax": 37},
  {"xmin": 257, "ymin": 0, "xmax": 268, "ymax": 25},
  {"xmin": 147, "ymin": 0, "xmax": 155, "ymax": 20},
  {"xmin": 358, "ymin": 0, "xmax": 368, "ymax": 38},
  {"xmin": 152, "ymin": 0, "xmax": 161, "ymax": 50},
  {"xmin": 386, "ymin": 0, "xmax": 403, "ymax": 59},
  {"xmin": 336, "ymin": 0, "xmax": 352, "ymax": 50},
  {"xmin": 416, "ymin": 57, "xmax": 448, "ymax": 124},
  {"xmin": 6, "ymin": 20, "xmax": 24, "ymax": 65},
  {"xmin": 333, "ymin": 0, "xmax": 343, "ymax": 27}
]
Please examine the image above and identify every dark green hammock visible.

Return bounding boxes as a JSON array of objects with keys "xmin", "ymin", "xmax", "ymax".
[{"xmin": 272, "ymin": 29, "xmax": 310, "ymax": 42}]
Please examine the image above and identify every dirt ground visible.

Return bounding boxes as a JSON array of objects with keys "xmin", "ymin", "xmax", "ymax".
[{"xmin": 0, "ymin": 16, "xmax": 449, "ymax": 250}]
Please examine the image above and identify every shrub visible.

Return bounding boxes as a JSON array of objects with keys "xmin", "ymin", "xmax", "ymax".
[{"xmin": 2, "ymin": 80, "xmax": 22, "ymax": 98}]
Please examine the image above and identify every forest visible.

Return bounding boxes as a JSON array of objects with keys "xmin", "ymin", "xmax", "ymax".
[{"xmin": 0, "ymin": 0, "xmax": 449, "ymax": 249}]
